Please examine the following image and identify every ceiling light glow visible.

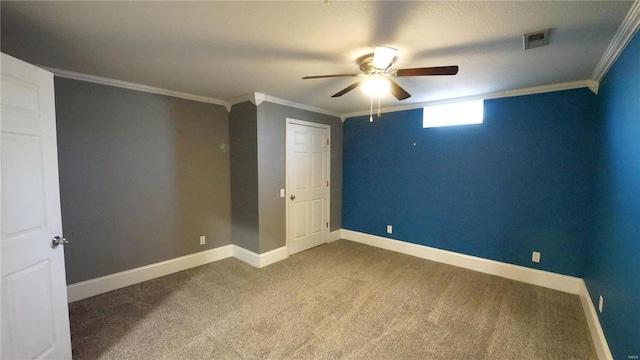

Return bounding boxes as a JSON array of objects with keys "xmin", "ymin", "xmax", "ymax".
[
  {"xmin": 372, "ymin": 46, "xmax": 397, "ymax": 69},
  {"xmin": 361, "ymin": 77, "xmax": 390, "ymax": 97}
]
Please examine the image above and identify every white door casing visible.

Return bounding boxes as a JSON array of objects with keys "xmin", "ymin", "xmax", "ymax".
[
  {"xmin": 1, "ymin": 53, "xmax": 72, "ymax": 359},
  {"xmin": 286, "ymin": 119, "xmax": 330, "ymax": 255}
]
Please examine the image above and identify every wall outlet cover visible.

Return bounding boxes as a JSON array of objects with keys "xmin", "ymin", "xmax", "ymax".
[
  {"xmin": 598, "ymin": 295, "xmax": 603, "ymax": 313},
  {"xmin": 199, "ymin": 236, "xmax": 206, "ymax": 245},
  {"xmin": 386, "ymin": 225, "xmax": 393, "ymax": 234},
  {"xmin": 532, "ymin": 251, "xmax": 541, "ymax": 263}
]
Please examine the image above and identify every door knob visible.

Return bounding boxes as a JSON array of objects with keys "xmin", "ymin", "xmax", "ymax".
[
  {"xmin": 52, "ymin": 236, "xmax": 68, "ymax": 248},
  {"xmin": 290, "ymin": 195, "xmax": 296, "ymax": 201}
]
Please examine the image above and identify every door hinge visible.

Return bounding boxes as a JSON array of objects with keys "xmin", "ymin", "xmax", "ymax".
[
  {"xmin": 326, "ymin": 139, "xmax": 329, "ymax": 145},
  {"xmin": 327, "ymin": 180, "xmax": 329, "ymax": 187},
  {"xmin": 326, "ymin": 222, "xmax": 329, "ymax": 228}
]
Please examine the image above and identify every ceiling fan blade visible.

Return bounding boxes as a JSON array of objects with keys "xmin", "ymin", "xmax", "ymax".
[
  {"xmin": 372, "ymin": 46, "xmax": 398, "ymax": 70},
  {"xmin": 395, "ymin": 65, "xmax": 459, "ymax": 77},
  {"xmin": 303, "ymin": 73, "xmax": 360, "ymax": 80},
  {"xmin": 331, "ymin": 81, "xmax": 363, "ymax": 97},
  {"xmin": 389, "ymin": 80, "xmax": 411, "ymax": 100}
]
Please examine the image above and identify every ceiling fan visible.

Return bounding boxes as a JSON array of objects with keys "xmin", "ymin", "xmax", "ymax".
[{"xmin": 303, "ymin": 46, "xmax": 459, "ymax": 100}]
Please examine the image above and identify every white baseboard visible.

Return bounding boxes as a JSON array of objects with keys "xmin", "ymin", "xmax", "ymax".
[
  {"xmin": 340, "ymin": 229, "xmax": 611, "ymax": 358},
  {"xmin": 67, "ymin": 245, "xmax": 233, "ymax": 302},
  {"xmin": 579, "ymin": 280, "xmax": 613, "ymax": 360},
  {"xmin": 67, "ymin": 244, "xmax": 290, "ymax": 303},
  {"xmin": 328, "ymin": 229, "xmax": 343, "ymax": 243},
  {"xmin": 341, "ymin": 229, "xmax": 582, "ymax": 294},
  {"xmin": 232, "ymin": 245, "xmax": 289, "ymax": 268}
]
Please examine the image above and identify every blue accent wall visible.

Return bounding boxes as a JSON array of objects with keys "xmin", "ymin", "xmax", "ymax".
[
  {"xmin": 343, "ymin": 88, "xmax": 598, "ymax": 277},
  {"xmin": 586, "ymin": 31, "xmax": 640, "ymax": 360}
]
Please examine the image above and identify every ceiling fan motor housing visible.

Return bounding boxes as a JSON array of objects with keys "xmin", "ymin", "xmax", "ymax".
[{"xmin": 357, "ymin": 53, "xmax": 397, "ymax": 73}]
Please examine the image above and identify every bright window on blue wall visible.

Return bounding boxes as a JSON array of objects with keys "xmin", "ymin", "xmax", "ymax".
[{"xmin": 423, "ymin": 100, "xmax": 484, "ymax": 128}]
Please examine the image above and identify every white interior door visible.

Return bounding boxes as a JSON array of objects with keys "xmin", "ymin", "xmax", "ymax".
[
  {"xmin": 286, "ymin": 119, "xmax": 330, "ymax": 255},
  {"xmin": 1, "ymin": 53, "xmax": 72, "ymax": 359}
]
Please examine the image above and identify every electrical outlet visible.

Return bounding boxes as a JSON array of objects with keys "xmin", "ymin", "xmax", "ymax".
[
  {"xmin": 598, "ymin": 295, "xmax": 603, "ymax": 313},
  {"xmin": 199, "ymin": 236, "xmax": 206, "ymax": 245},
  {"xmin": 532, "ymin": 251, "xmax": 541, "ymax": 263},
  {"xmin": 387, "ymin": 225, "xmax": 393, "ymax": 234}
]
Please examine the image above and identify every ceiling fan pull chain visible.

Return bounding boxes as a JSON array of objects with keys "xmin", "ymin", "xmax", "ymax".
[
  {"xmin": 377, "ymin": 96, "xmax": 381, "ymax": 117},
  {"xmin": 369, "ymin": 96, "xmax": 374, "ymax": 122}
]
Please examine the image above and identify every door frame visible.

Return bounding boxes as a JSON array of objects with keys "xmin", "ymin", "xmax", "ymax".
[{"xmin": 285, "ymin": 118, "xmax": 331, "ymax": 255}]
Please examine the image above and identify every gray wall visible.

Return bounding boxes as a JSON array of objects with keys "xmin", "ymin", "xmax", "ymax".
[
  {"xmin": 257, "ymin": 102, "xmax": 343, "ymax": 253},
  {"xmin": 229, "ymin": 102, "xmax": 260, "ymax": 253},
  {"xmin": 55, "ymin": 78, "xmax": 231, "ymax": 284},
  {"xmin": 229, "ymin": 101, "xmax": 342, "ymax": 254}
]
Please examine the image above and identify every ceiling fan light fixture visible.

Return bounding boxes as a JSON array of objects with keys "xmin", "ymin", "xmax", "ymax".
[
  {"xmin": 361, "ymin": 76, "xmax": 390, "ymax": 97},
  {"xmin": 303, "ymin": 44, "xmax": 458, "ymax": 102},
  {"xmin": 371, "ymin": 46, "xmax": 397, "ymax": 70}
]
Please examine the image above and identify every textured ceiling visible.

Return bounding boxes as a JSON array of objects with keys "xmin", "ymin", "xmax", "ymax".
[{"xmin": 1, "ymin": 1, "xmax": 634, "ymax": 115}]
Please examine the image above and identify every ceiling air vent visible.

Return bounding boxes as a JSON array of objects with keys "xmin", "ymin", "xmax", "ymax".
[{"xmin": 523, "ymin": 29, "xmax": 550, "ymax": 50}]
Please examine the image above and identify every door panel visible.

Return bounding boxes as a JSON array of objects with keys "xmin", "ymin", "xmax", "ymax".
[
  {"xmin": 311, "ymin": 153, "xmax": 323, "ymax": 188},
  {"xmin": 286, "ymin": 121, "xmax": 330, "ymax": 255},
  {"xmin": 293, "ymin": 152, "xmax": 307, "ymax": 190},
  {"xmin": 1, "ymin": 53, "xmax": 72, "ymax": 359},
  {"xmin": 2, "ymin": 133, "xmax": 47, "ymax": 236},
  {"xmin": 311, "ymin": 199, "xmax": 324, "ymax": 234},
  {"xmin": 294, "ymin": 202, "xmax": 308, "ymax": 239},
  {"xmin": 3, "ymin": 260, "xmax": 56, "ymax": 359}
]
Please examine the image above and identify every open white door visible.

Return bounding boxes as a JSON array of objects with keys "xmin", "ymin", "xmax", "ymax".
[
  {"xmin": 286, "ymin": 119, "xmax": 330, "ymax": 255},
  {"xmin": 1, "ymin": 53, "xmax": 72, "ymax": 359}
]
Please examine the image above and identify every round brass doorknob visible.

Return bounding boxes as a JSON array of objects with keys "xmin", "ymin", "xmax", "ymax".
[{"xmin": 290, "ymin": 195, "xmax": 296, "ymax": 201}]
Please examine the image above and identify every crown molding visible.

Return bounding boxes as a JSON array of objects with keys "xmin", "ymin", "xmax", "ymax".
[
  {"xmin": 591, "ymin": 0, "xmax": 640, "ymax": 82},
  {"xmin": 225, "ymin": 94, "xmax": 254, "ymax": 111},
  {"xmin": 225, "ymin": 92, "xmax": 267, "ymax": 109},
  {"xmin": 341, "ymin": 79, "xmax": 598, "ymax": 120},
  {"xmin": 226, "ymin": 92, "xmax": 341, "ymax": 118},
  {"xmin": 262, "ymin": 94, "xmax": 341, "ymax": 118},
  {"xmin": 252, "ymin": 92, "xmax": 266, "ymax": 106},
  {"xmin": 41, "ymin": 66, "xmax": 602, "ymax": 123},
  {"xmin": 43, "ymin": 67, "xmax": 341, "ymax": 118},
  {"xmin": 41, "ymin": 66, "xmax": 227, "ymax": 107}
]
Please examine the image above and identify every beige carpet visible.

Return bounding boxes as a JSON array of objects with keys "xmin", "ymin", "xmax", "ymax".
[{"xmin": 69, "ymin": 239, "xmax": 597, "ymax": 359}]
